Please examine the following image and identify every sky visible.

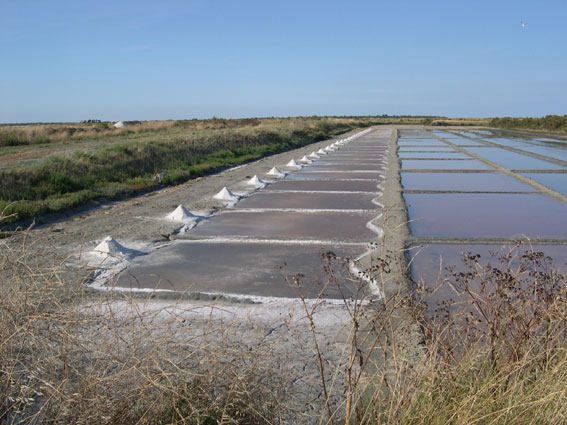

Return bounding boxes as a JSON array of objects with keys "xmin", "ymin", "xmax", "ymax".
[{"xmin": 1, "ymin": 0, "xmax": 566, "ymax": 123}]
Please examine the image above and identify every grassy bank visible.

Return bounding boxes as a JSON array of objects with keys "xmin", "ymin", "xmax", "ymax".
[
  {"xmin": 490, "ymin": 115, "xmax": 567, "ymax": 134},
  {"xmin": 0, "ymin": 117, "xmax": 377, "ymax": 223}
]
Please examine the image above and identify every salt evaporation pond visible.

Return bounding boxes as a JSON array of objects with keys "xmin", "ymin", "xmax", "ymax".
[
  {"xmin": 519, "ymin": 173, "xmax": 567, "ymax": 195},
  {"xmin": 404, "ymin": 130, "xmax": 567, "ymax": 310},
  {"xmin": 235, "ymin": 191, "xmax": 379, "ymax": 210},
  {"xmin": 402, "ymin": 159, "xmax": 491, "ymax": 170},
  {"xmin": 401, "ymin": 172, "xmax": 536, "ymax": 192},
  {"xmin": 186, "ymin": 210, "xmax": 381, "ymax": 241},
  {"xmin": 114, "ymin": 242, "xmax": 371, "ymax": 299},
  {"xmin": 264, "ymin": 179, "xmax": 380, "ymax": 192},
  {"xmin": 108, "ymin": 128, "xmax": 390, "ymax": 299},
  {"xmin": 405, "ymin": 193, "xmax": 567, "ymax": 239},
  {"xmin": 408, "ymin": 243, "xmax": 567, "ymax": 313}
]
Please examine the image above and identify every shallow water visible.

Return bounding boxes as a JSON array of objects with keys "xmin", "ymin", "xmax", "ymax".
[
  {"xmin": 187, "ymin": 210, "xmax": 381, "ymax": 240},
  {"xmin": 445, "ymin": 138, "xmax": 487, "ymax": 146},
  {"xmin": 466, "ymin": 147, "xmax": 565, "ymax": 170},
  {"xmin": 482, "ymin": 138, "xmax": 536, "ymax": 147},
  {"xmin": 408, "ymin": 243, "xmax": 567, "ymax": 310},
  {"xmin": 398, "ymin": 140, "xmax": 448, "ymax": 147},
  {"xmin": 399, "ymin": 152, "xmax": 471, "ymax": 159},
  {"xmin": 402, "ymin": 159, "xmax": 491, "ymax": 170},
  {"xmin": 519, "ymin": 173, "xmax": 567, "ymax": 195},
  {"xmin": 430, "ymin": 131, "xmax": 460, "ymax": 138},
  {"xmin": 401, "ymin": 172, "xmax": 535, "ymax": 192},
  {"xmin": 116, "ymin": 242, "xmax": 370, "ymax": 299},
  {"xmin": 398, "ymin": 147, "xmax": 457, "ymax": 153},
  {"xmin": 513, "ymin": 146, "xmax": 567, "ymax": 162},
  {"xmin": 405, "ymin": 193, "xmax": 567, "ymax": 239}
]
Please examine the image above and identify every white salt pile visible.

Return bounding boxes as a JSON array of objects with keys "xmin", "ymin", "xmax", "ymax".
[
  {"xmin": 324, "ymin": 146, "xmax": 335, "ymax": 152},
  {"xmin": 214, "ymin": 187, "xmax": 240, "ymax": 202},
  {"xmin": 299, "ymin": 156, "xmax": 312, "ymax": 163},
  {"xmin": 308, "ymin": 152, "xmax": 320, "ymax": 159},
  {"xmin": 286, "ymin": 159, "xmax": 302, "ymax": 169},
  {"xmin": 316, "ymin": 149, "xmax": 327, "ymax": 155},
  {"xmin": 267, "ymin": 167, "xmax": 286, "ymax": 178},
  {"xmin": 92, "ymin": 236, "xmax": 136, "ymax": 259},
  {"xmin": 165, "ymin": 205, "xmax": 201, "ymax": 229},
  {"xmin": 166, "ymin": 204, "xmax": 194, "ymax": 222},
  {"xmin": 246, "ymin": 175, "xmax": 267, "ymax": 188}
]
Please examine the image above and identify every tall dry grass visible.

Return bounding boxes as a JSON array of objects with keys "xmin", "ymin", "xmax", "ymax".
[{"xmin": 1, "ymin": 210, "xmax": 566, "ymax": 424}]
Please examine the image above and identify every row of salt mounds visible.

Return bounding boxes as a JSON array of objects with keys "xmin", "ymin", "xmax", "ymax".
[
  {"xmin": 165, "ymin": 204, "xmax": 202, "ymax": 230},
  {"xmin": 247, "ymin": 175, "xmax": 267, "ymax": 188},
  {"xmin": 267, "ymin": 166, "xmax": 286, "ymax": 178},
  {"xmin": 286, "ymin": 159, "xmax": 302, "ymax": 169},
  {"xmin": 214, "ymin": 186, "xmax": 240, "ymax": 205}
]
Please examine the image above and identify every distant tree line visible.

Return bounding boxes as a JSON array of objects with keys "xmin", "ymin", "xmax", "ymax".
[{"xmin": 490, "ymin": 115, "xmax": 567, "ymax": 133}]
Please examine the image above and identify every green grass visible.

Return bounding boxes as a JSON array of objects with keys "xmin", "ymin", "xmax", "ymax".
[
  {"xmin": 491, "ymin": 115, "xmax": 567, "ymax": 133},
  {"xmin": 0, "ymin": 117, "xmax": 375, "ymax": 223}
]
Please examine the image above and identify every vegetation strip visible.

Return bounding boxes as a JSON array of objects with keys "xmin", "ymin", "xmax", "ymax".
[{"xmin": 0, "ymin": 118, "xmax": 383, "ymax": 224}]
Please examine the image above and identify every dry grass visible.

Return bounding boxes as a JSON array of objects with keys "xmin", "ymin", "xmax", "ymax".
[{"xmin": 1, "ymin": 213, "xmax": 566, "ymax": 424}]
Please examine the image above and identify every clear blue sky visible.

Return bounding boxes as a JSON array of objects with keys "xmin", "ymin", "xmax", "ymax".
[{"xmin": 1, "ymin": 0, "xmax": 566, "ymax": 123}]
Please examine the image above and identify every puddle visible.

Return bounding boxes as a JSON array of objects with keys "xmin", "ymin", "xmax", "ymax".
[
  {"xmin": 287, "ymin": 172, "xmax": 383, "ymax": 180},
  {"xmin": 399, "ymin": 152, "xmax": 471, "ymax": 159},
  {"xmin": 401, "ymin": 172, "xmax": 535, "ymax": 192},
  {"xmin": 114, "ymin": 242, "xmax": 371, "ymax": 299},
  {"xmin": 519, "ymin": 173, "xmax": 567, "ymax": 195},
  {"xmin": 186, "ymin": 210, "xmax": 381, "ymax": 241},
  {"xmin": 466, "ymin": 147, "xmax": 565, "ymax": 170},
  {"xmin": 235, "ymin": 191, "xmax": 379, "ymax": 210},
  {"xmin": 264, "ymin": 179, "xmax": 381, "ymax": 192},
  {"xmin": 405, "ymin": 193, "xmax": 567, "ymax": 239},
  {"xmin": 402, "ymin": 159, "xmax": 491, "ymax": 170}
]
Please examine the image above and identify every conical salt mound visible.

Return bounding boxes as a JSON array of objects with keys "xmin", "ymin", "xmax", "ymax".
[
  {"xmin": 308, "ymin": 152, "xmax": 319, "ymax": 159},
  {"xmin": 316, "ymin": 149, "xmax": 327, "ymax": 155},
  {"xmin": 93, "ymin": 236, "xmax": 130, "ymax": 258},
  {"xmin": 247, "ymin": 175, "xmax": 266, "ymax": 187},
  {"xmin": 267, "ymin": 167, "xmax": 285, "ymax": 177},
  {"xmin": 286, "ymin": 159, "xmax": 301, "ymax": 168},
  {"xmin": 166, "ymin": 205, "xmax": 196, "ymax": 222},
  {"xmin": 324, "ymin": 146, "xmax": 334, "ymax": 151},
  {"xmin": 214, "ymin": 186, "xmax": 239, "ymax": 201},
  {"xmin": 299, "ymin": 155, "xmax": 312, "ymax": 163}
]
